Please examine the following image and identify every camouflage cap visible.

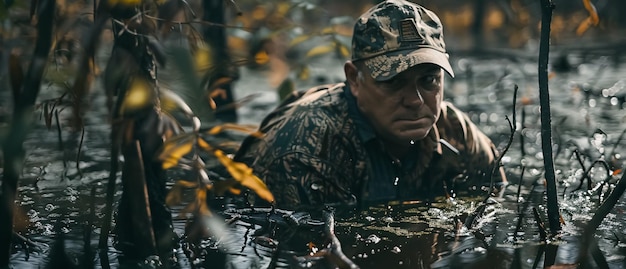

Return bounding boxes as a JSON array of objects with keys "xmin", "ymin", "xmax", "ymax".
[{"xmin": 351, "ymin": 0, "xmax": 454, "ymax": 81}]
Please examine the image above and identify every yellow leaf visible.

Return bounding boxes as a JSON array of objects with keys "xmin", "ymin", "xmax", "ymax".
[
  {"xmin": 320, "ymin": 26, "xmax": 336, "ymax": 35},
  {"xmin": 159, "ymin": 133, "xmax": 196, "ymax": 169},
  {"xmin": 336, "ymin": 42, "xmax": 350, "ymax": 58},
  {"xmin": 197, "ymin": 137, "xmax": 213, "ymax": 151},
  {"xmin": 229, "ymin": 187, "xmax": 241, "ymax": 195},
  {"xmin": 177, "ymin": 180, "xmax": 199, "ymax": 188},
  {"xmin": 577, "ymin": 0, "xmax": 600, "ymax": 36},
  {"xmin": 289, "ymin": 35, "xmax": 312, "ymax": 48},
  {"xmin": 107, "ymin": 0, "xmax": 141, "ymax": 7},
  {"xmin": 209, "ymin": 87, "xmax": 229, "ymax": 99},
  {"xmin": 252, "ymin": 6, "xmax": 267, "ymax": 20},
  {"xmin": 276, "ymin": 2, "xmax": 291, "ymax": 16},
  {"xmin": 582, "ymin": 0, "xmax": 599, "ymax": 25},
  {"xmin": 254, "ymin": 50, "xmax": 270, "ymax": 65},
  {"xmin": 305, "ymin": 44, "xmax": 335, "ymax": 58},
  {"xmin": 196, "ymin": 188, "xmax": 210, "ymax": 215},
  {"xmin": 119, "ymin": 77, "xmax": 155, "ymax": 115},
  {"xmin": 205, "ymin": 123, "xmax": 260, "ymax": 136},
  {"xmin": 576, "ymin": 17, "xmax": 592, "ymax": 36},
  {"xmin": 213, "ymin": 150, "xmax": 274, "ymax": 204}
]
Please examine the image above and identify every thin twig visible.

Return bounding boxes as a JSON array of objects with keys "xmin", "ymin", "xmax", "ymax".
[
  {"xmin": 516, "ymin": 166, "xmax": 525, "ymax": 211},
  {"xmin": 532, "ymin": 207, "xmax": 547, "ymax": 241},
  {"xmin": 486, "ymin": 85, "xmax": 518, "ymax": 201},
  {"xmin": 575, "ymin": 158, "xmax": 611, "ymax": 191},
  {"xmin": 76, "ymin": 126, "xmax": 85, "ymax": 178}
]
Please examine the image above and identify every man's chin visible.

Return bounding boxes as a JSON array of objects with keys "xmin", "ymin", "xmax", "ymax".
[{"xmin": 397, "ymin": 130, "xmax": 430, "ymax": 143}]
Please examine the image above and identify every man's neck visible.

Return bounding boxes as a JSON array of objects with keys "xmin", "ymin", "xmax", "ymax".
[{"xmin": 381, "ymin": 139, "xmax": 416, "ymax": 160}]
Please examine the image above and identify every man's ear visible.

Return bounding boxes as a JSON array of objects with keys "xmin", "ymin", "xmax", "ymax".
[{"xmin": 344, "ymin": 61, "xmax": 360, "ymax": 97}]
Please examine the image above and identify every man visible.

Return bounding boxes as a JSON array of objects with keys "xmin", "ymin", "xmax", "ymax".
[{"xmin": 234, "ymin": 0, "xmax": 506, "ymax": 209}]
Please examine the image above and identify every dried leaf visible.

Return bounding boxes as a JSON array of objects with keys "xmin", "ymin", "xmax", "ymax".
[
  {"xmin": 213, "ymin": 149, "xmax": 274, "ymax": 204},
  {"xmin": 209, "ymin": 88, "xmax": 228, "ymax": 99},
  {"xmin": 159, "ymin": 133, "xmax": 196, "ymax": 169},
  {"xmin": 228, "ymin": 187, "xmax": 241, "ymax": 195},
  {"xmin": 288, "ymin": 34, "xmax": 312, "ymax": 48},
  {"xmin": 196, "ymin": 188, "xmax": 209, "ymax": 215},
  {"xmin": 576, "ymin": 17, "xmax": 592, "ymax": 36},
  {"xmin": 197, "ymin": 137, "xmax": 213, "ymax": 151},
  {"xmin": 576, "ymin": 0, "xmax": 600, "ymax": 36},
  {"xmin": 582, "ymin": 0, "xmax": 599, "ymax": 25},
  {"xmin": 320, "ymin": 26, "xmax": 336, "ymax": 35},
  {"xmin": 107, "ymin": 0, "xmax": 142, "ymax": 8},
  {"xmin": 305, "ymin": 44, "xmax": 335, "ymax": 58},
  {"xmin": 204, "ymin": 123, "xmax": 257, "ymax": 135},
  {"xmin": 254, "ymin": 50, "xmax": 270, "ymax": 65},
  {"xmin": 336, "ymin": 42, "xmax": 350, "ymax": 58}
]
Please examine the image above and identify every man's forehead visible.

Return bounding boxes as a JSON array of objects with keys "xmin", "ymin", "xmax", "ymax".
[{"xmin": 392, "ymin": 63, "xmax": 443, "ymax": 77}]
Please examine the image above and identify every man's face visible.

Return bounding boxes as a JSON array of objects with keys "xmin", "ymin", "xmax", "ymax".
[{"xmin": 348, "ymin": 63, "xmax": 444, "ymax": 145}]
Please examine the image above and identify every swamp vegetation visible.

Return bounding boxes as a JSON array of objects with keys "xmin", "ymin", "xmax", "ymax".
[{"xmin": 1, "ymin": 0, "xmax": 626, "ymax": 268}]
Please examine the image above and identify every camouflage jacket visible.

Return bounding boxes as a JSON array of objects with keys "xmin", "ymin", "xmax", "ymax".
[{"xmin": 234, "ymin": 83, "xmax": 506, "ymax": 209}]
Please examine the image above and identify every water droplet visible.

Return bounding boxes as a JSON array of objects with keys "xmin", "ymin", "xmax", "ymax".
[
  {"xmin": 311, "ymin": 183, "xmax": 323, "ymax": 190},
  {"xmin": 366, "ymin": 234, "xmax": 381, "ymax": 244}
]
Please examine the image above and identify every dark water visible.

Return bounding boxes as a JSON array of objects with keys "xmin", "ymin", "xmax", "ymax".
[{"xmin": 6, "ymin": 51, "xmax": 626, "ymax": 268}]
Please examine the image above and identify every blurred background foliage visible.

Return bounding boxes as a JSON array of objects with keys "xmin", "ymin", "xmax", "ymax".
[{"xmin": 0, "ymin": 0, "xmax": 623, "ymax": 98}]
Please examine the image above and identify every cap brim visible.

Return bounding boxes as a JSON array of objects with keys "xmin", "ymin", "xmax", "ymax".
[{"xmin": 363, "ymin": 47, "xmax": 455, "ymax": 81}]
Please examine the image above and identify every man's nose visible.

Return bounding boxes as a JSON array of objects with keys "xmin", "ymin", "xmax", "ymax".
[{"xmin": 403, "ymin": 86, "xmax": 424, "ymax": 106}]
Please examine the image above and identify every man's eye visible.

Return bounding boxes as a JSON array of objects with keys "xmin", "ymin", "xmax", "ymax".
[
  {"xmin": 420, "ymin": 75, "xmax": 440, "ymax": 89},
  {"xmin": 378, "ymin": 78, "xmax": 403, "ymax": 89},
  {"xmin": 421, "ymin": 75, "xmax": 437, "ymax": 84}
]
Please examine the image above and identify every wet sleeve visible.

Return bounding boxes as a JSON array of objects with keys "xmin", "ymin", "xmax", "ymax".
[{"xmin": 234, "ymin": 108, "xmax": 357, "ymax": 209}]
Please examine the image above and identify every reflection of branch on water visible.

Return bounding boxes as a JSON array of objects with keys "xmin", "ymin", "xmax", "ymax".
[
  {"xmin": 320, "ymin": 210, "xmax": 359, "ymax": 269},
  {"xmin": 578, "ymin": 167, "xmax": 626, "ymax": 266}
]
